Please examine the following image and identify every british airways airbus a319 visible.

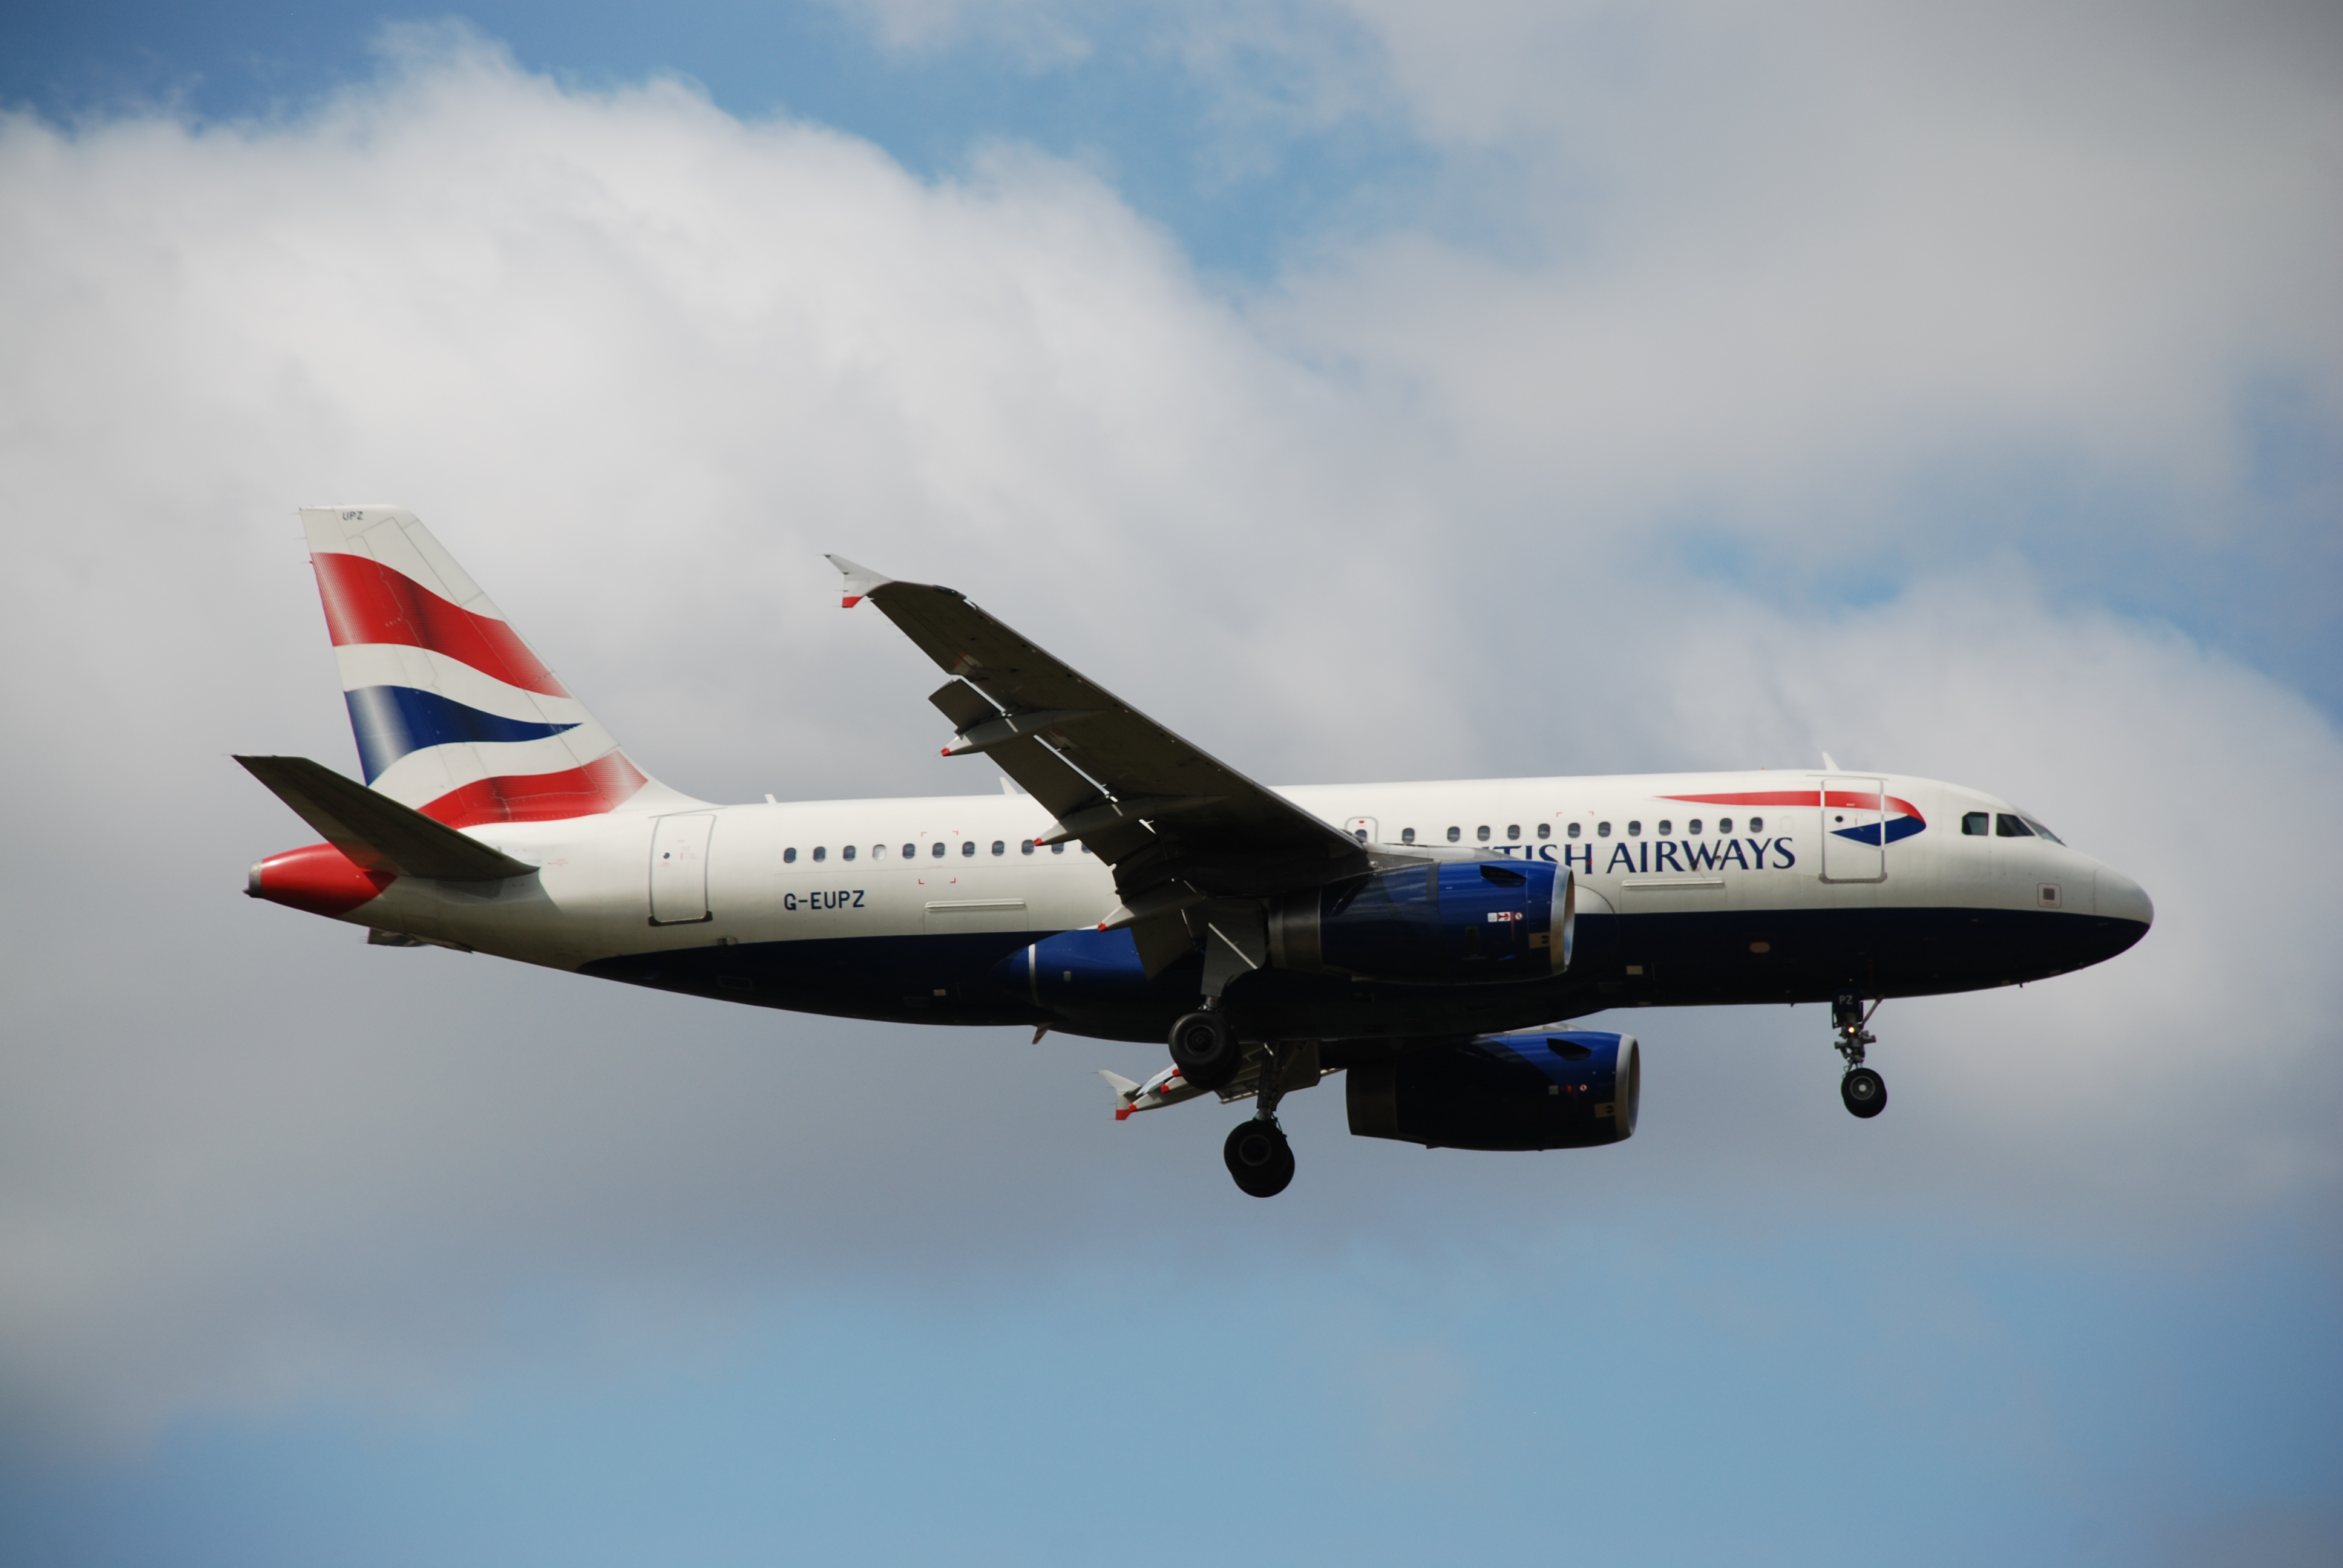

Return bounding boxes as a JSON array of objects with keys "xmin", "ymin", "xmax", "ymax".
[{"xmin": 239, "ymin": 507, "xmax": 2153, "ymax": 1197}]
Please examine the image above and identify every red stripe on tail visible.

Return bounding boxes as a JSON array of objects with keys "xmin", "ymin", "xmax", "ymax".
[
  {"xmin": 416, "ymin": 753, "xmax": 649, "ymax": 828},
  {"xmin": 313, "ymin": 552, "xmax": 570, "ymax": 697}
]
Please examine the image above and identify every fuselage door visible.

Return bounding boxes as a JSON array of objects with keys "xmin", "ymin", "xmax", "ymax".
[
  {"xmin": 1820, "ymin": 777, "xmax": 1887, "ymax": 884},
  {"xmin": 649, "ymin": 812, "xmax": 716, "ymax": 924}
]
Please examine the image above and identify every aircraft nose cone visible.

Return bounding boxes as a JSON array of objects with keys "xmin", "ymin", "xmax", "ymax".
[{"xmin": 2094, "ymin": 867, "xmax": 2154, "ymax": 929}]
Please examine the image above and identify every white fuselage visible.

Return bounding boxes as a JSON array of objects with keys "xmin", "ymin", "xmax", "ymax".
[{"xmin": 341, "ymin": 769, "xmax": 2149, "ymax": 973}]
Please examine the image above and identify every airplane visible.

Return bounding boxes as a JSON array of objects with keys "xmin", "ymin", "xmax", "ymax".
[{"xmin": 239, "ymin": 506, "xmax": 2154, "ymax": 1197}]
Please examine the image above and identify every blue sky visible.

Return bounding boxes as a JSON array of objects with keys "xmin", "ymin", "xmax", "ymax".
[{"xmin": 0, "ymin": 4, "xmax": 2336, "ymax": 1565}]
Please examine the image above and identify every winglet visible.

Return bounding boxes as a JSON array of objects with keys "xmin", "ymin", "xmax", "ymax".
[
  {"xmin": 1821, "ymin": 751, "xmax": 1842, "ymax": 772},
  {"xmin": 1099, "ymin": 1070, "xmax": 1142, "ymax": 1121},
  {"xmin": 824, "ymin": 555, "xmax": 894, "ymax": 610}
]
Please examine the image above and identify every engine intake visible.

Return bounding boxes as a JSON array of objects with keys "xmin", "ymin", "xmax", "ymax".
[
  {"xmin": 1347, "ymin": 1030, "xmax": 1639, "ymax": 1151},
  {"xmin": 1270, "ymin": 861, "xmax": 1573, "ymax": 984}
]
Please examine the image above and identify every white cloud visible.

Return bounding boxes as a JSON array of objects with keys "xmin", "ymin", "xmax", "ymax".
[{"xmin": 0, "ymin": 25, "xmax": 2333, "ymax": 1451}]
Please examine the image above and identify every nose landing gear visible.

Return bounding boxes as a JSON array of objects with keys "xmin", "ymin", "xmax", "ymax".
[{"xmin": 1832, "ymin": 991, "xmax": 1887, "ymax": 1119}]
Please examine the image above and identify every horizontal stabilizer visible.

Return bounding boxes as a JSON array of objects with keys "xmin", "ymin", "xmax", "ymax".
[{"xmin": 235, "ymin": 755, "xmax": 534, "ymax": 881}]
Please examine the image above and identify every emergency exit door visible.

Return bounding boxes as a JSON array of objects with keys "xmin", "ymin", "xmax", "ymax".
[{"xmin": 649, "ymin": 813, "xmax": 715, "ymax": 923}]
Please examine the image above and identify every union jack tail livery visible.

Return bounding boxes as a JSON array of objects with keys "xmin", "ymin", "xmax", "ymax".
[{"xmin": 301, "ymin": 506, "xmax": 663, "ymax": 827}]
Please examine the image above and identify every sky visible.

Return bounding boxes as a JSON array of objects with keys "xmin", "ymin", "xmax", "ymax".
[{"xmin": 0, "ymin": 3, "xmax": 2338, "ymax": 1564}]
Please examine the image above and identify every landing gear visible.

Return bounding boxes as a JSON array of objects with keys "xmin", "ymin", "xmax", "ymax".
[
  {"xmin": 1169, "ymin": 1009, "xmax": 1241, "ymax": 1091},
  {"xmin": 1224, "ymin": 1119, "xmax": 1294, "ymax": 1197},
  {"xmin": 1221, "ymin": 1038, "xmax": 1299, "ymax": 1197},
  {"xmin": 1832, "ymin": 991, "xmax": 1887, "ymax": 1119}
]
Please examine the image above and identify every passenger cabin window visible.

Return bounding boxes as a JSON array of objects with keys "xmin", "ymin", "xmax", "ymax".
[
  {"xmin": 1627, "ymin": 820, "xmax": 1642, "ymax": 837},
  {"xmin": 1566, "ymin": 822, "xmax": 1580, "ymax": 839},
  {"xmin": 1996, "ymin": 814, "xmax": 2034, "ymax": 838},
  {"xmin": 842, "ymin": 844, "xmax": 856, "ymax": 861},
  {"xmin": 1447, "ymin": 826, "xmax": 1461, "ymax": 843},
  {"xmin": 1476, "ymin": 825, "xmax": 1491, "ymax": 842},
  {"xmin": 1717, "ymin": 817, "xmax": 1732, "ymax": 834},
  {"xmin": 1962, "ymin": 812, "xmax": 1989, "ymax": 836},
  {"xmin": 813, "ymin": 846, "xmax": 827, "ymax": 862},
  {"xmin": 1051, "ymin": 842, "xmax": 1066, "ymax": 854},
  {"xmin": 1657, "ymin": 820, "xmax": 1672, "ymax": 835},
  {"xmin": 1538, "ymin": 823, "xmax": 1551, "ymax": 840},
  {"xmin": 1688, "ymin": 819, "xmax": 1702, "ymax": 835},
  {"xmin": 902, "ymin": 843, "xmax": 916, "ymax": 858},
  {"xmin": 1507, "ymin": 824, "xmax": 1521, "ymax": 840},
  {"xmin": 962, "ymin": 840, "xmax": 976, "ymax": 857},
  {"xmin": 931, "ymin": 842, "xmax": 945, "ymax": 858},
  {"xmin": 1597, "ymin": 822, "xmax": 1611, "ymax": 837},
  {"xmin": 1401, "ymin": 828, "xmax": 1417, "ymax": 845},
  {"xmin": 783, "ymin": 847, "xmax": 797, "ymax": 864},
  {"xmin": 1748, "ymin": 816, "xmax": 1763, "ymax": 832},
  {"xmin": 991, "ymin": 840, "xmax": 1005, "ymax": 855},
  {"xmin": 873, "ymin": 844, "xmax": 887, "ymax": 860},
  {"xmin": 1021, "ymin": 840, "xmax": 1035, "ymax": 855}
]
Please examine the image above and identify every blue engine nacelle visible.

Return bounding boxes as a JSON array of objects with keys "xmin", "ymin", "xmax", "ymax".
[
  {"xmin": 1346, "ymin": 1030, "xmax": 1639, "ymax": 1151},
  {"xmin": 1269, "ymin": 861, "xmax": 1575, "ymax": 985}
]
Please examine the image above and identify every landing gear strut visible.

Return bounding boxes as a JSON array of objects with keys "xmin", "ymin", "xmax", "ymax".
[
  {"xmin": 1832, "ymin": 991, "xmax": 1887, "ymax": 1119},
  {"xmin": 1223, "ymin": 1040, "xmax": 1296, "ymax": 1198}
]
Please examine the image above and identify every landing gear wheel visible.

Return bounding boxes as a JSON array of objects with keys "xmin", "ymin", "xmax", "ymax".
[
  {"xmin": 1170, "ymin": 1010, "xmax": 1241, "ymax": 1091},
  {"xmin": 1841, "ymin": 1066, "xmax": 1887, "ymax": 1119},
  {"xmin": 1224, "ymin": 1119, "xmax": 1295, "ymax": 1198}
]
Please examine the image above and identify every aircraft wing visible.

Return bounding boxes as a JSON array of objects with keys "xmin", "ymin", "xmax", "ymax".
[{"xmin": 828, "ymin": 557, "xmax": 1366, "ymax": 912}]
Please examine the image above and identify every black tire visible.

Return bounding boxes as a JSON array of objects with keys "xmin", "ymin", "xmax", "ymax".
[
  {"xmin": 1169, "ymin": 1010, "xmax": 1240, "ymax": 1091},
  {"xmin": 1841, "ymin": 1066, "xmax": 1887, "ymax": 1119},
  {"xmin": 1224, "ymin": 1119, "xmax": 1295, "ymax": 1198}
]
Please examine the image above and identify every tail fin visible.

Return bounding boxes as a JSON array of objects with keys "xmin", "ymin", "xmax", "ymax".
[{"xmin": 301, "ymin": 506, "xmax": 673, "ymax": 827}]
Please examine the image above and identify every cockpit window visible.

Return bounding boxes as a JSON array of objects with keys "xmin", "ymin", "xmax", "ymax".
[
  {"xmin": 1996, "ymin": 814, "xmax": 2034, "ymax": 838},
  {"xmin": 1963, "ymin": 812, "xmax": 1989, "ymax": 836},
  {"xmin": 2021, "ymin": 815, "xmax": 2064, "ymax": 845}
]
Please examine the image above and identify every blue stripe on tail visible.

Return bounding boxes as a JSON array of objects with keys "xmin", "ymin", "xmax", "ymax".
[{"xmin": 345, "ymin": 686, "xmax": 580, "ymax": 782}]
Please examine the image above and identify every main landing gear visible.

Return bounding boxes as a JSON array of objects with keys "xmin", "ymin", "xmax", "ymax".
[
  {"xmin": 1172, "ymin": 1011, "xmax": 1297, "ymax": 1197},
  {"xmin": 1225, "ymin": 1118, "xmax": 1294, "ymax": 1198},
  {"xmin": 1168, "ymin": 1009, "xmax": 1242, "ymax": 1091},
  {"xmin": 1224, "ymin": 1038, "xmax": 1297, "ymax": 1198},
  {"xmin": 1832, "ymin": 991, "xmax": 1887, "ymax": 1119}
]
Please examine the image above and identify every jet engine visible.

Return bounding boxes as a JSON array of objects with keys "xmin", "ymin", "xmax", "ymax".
[
  {"xmin": 1270, "ymin": 861, "xmax": 1574, "ymax": 984},
  {"xmin": 1346, "ymin": 1030, "xmax": 1638, "ymax": 1151}
]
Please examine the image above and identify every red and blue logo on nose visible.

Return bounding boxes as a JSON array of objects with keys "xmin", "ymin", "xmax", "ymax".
[{"xmin": 1661, "ymin": 788, "xmax": 1928, "ymax": 845}]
